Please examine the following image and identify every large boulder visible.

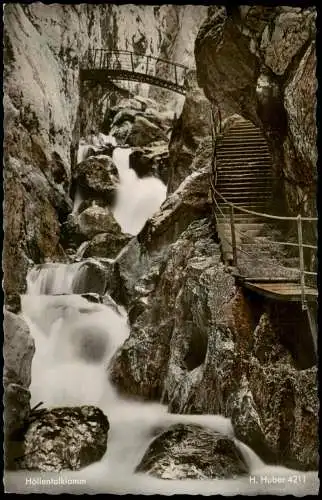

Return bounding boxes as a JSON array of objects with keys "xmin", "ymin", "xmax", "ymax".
[
  {"xmin": 135, "ymin": 424, "xmax": 248, "ymax": 479},
  {"xmin": 77, "ymin": 205, "xmax": 122, "ymax": 240},
  {"xmin": 72, "ymin": 259, "xmax": 114, "ymax": 295},
  {"xmin": 3, "ymin": 311, "xmax": 35, "ymax": 388},
  {"xmin": 82, "ymin": 231, "xmax": 132, "ymax": 260},
  {"xmin": 19, "ymin": 406, "xmax": 109, "ymax": 471},
  {"xmin": 61, "ymin": 205, "xmax": 124, "ymax": 249},
  {"xmin": 111, "ymin": 107, "xmax": 138, "ymax": 128},
  {"xmin": 72, "ymin": 156, "xmax": 119, "ymax": 206},
  {"xmin": 3, "ymin": 312, "xmax": 35, "ymax": 469},
  {"xmin": 126, "ymin": 116, "xmax": 168, "ymax": 147},
  {"xmin": 130, "ymin": 141, "xmax": 169, "ymax": 183},
  {"xmin": 110, "ymin": 120, "xmax": 133, "ymax": 145}
]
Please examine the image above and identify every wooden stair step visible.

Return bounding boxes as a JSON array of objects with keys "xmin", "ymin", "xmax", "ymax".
[
  {"xmin": 218, "ymin": 145, "xmax": 269, "ymax": 151},
  {"xmin": 218, "ymin": 185, "xmax": 272, "ymax": 191},
  {"xmin": 220, "ymin": 138, "xmax": 268, "ymax": 144}
]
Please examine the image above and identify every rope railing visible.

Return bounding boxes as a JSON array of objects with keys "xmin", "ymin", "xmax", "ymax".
[{"xmin": 209, "ymin": 116, "xmax": 317, "ymax": 310}]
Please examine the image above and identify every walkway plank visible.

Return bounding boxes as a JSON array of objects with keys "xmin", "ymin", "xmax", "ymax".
[{"xmin": 242, "ymin": 281, "xmax": 318, "ymax": 301}]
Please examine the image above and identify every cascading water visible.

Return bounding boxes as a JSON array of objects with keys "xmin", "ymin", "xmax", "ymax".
[
  {"xmin": 5, "ymin": 134, "xmax": 318, "ymax": 495},
  {"xmin": 112, "ymin": 147, "xmax": 167, "ymax": 235}
]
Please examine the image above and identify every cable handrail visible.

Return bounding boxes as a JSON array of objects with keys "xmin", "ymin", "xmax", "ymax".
[
  {"xmin": 213, "ymin": 187, "xmax": 317, "ymax": 222},
  {"xmin": 209, "ymin": 108, "xmax": 317, "ymax": 311}
]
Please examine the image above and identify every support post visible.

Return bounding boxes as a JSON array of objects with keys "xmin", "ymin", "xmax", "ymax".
[
  {"xmin": 99, "ymin": 49, "xmax": 103, "ymax": 68},
  {"xmin": 306, "ymin": 304, "xmax": 317, "ymax": 359},
  {"xmin": 297, "ymin": 214, "xmax": 307, "ymax": 310},
  {"xmin": 230, "ymin": 205, "xmax": 238, "ymax": 267},
  {"xmin": 174, "ymin": 65, "xmax": 178, "ymax": 86},
  {"xmin": 130, "ymin": 52, "xmax": 134, "ymax": 72}
]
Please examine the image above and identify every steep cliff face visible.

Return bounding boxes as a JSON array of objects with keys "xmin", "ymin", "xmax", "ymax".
[
  {"xmin": 3, "ymin": 3, "xmax": 206, "ymax": 300},
  {"xmin": 195, "ymin": 6, "xmax": 317, "ymax": 219}
]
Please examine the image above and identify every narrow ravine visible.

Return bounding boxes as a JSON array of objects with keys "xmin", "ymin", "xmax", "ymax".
[{"xmin": 4, "ymin": 134, "xmax": 318, "ymax": 495}]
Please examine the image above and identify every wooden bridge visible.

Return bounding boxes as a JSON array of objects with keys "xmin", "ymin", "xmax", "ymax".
[
  {"xmin": 80, "ymin": 49, "xmax": 189, "ymax": 95},
  {"xmin": 209, "ymin": 104, "xmax": 318, "ymax": 353}
]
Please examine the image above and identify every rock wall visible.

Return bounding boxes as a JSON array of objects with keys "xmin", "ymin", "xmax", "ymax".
[
  {"xmin": 3, "ymin": 312, "xmax": 35, "ymax": 468},
  {"xmin": 111, "ymin": 218, "xmax": 318, "ymax": 471},
  {"xmin": 3, "ymin": 3, "xmax": 207, "ymax": 301},
  {"xmin": 195, "ymin": 6, "xmax": 317, "ymax": 220}
]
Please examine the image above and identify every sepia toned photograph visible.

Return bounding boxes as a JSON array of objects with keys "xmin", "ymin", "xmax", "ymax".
[{"xmin": 2, "ymin": 3, "xmax": 318, "ymax": 495}]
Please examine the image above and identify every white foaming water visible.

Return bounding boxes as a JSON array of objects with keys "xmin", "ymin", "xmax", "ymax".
[
  {"xmin": 5, "ymin": 265, "xmax": 319, "ymax": 495},
  {"xmin": 112, "ymin": 147, "xmax": 167, "ymax": 235},
  {"xmin": 27, "ymin": 263, "xmax": 83, "ymax": 295},
  {"xmin": 72, "ymin": 185, "xmax": 84, "ymax": 214},
  {"xmin": 77, "ymin": 134, "xmax": 116, "ymax": 164}
]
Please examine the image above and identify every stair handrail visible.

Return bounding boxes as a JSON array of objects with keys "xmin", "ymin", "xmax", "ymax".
[
  {"xmin": 213, "ymin": 188, "xmax": 317, "ymax": 222},
  {"xmin": 209, "ymin": 101, "xmax": 222, "ymax": 225},
  {"xmin": 212, "ymin": 187, "xmax": 317, "ymax": 310}
]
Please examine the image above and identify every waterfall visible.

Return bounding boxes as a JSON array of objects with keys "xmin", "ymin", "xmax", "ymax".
[{"xmin": 112, "ymin": 147, "xmax": 167, "ymax": 235}]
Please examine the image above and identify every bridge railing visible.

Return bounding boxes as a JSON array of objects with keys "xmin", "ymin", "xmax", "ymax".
[{"xmin": 81, "ymin": 49, "xmax": 188, "ymax": 89}]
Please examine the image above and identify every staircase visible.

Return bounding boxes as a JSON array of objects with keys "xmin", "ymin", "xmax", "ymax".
[{"xmin": 214, "ymin": 120, "xmax": 273, "ymax": 263}]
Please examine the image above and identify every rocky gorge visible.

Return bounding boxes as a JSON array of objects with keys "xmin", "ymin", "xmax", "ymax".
[{"xmin": 3, "ymin": 4, "xmax": 318, "ymax": 496}]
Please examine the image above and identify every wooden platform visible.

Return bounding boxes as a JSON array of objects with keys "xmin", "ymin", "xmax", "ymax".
[{"xmin": 242, "ymin": 280, "xmax": 318, "ymax": 302}]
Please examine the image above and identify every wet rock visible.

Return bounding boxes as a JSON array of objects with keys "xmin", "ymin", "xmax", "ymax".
[
  {"xmin": 111, "ymin": 108, "xmax": 138, "ymax": 128},
  {"xmin": 126, "ymin": 116, "xmax": 168, "ymax": 147},
  {"xmin": 5, "ymin": 293, "xmax": 22, "ymax": 314},
  {"xmin": 72, "ymin": 259, "xmax": 111, "ymax": 295},
  {"xmin": 227, "ymin": 362, "xmax": 319, "ymax": 471},
  {"xmin": 138, "ymin": 166, "xmax": 212, "ymax": 252},
  {"xmin": 72, "ymin": 156, "xmax": 119, "ymax": 205},
  {"xmin": 82, "ymin": 231, "xmax": 132, "ymax": 260},
  {"xmin": 135, "ymin": 423, "xmax": 248, "ymax": 479},
  {"xmin": 110, "ymin": 220, "xmax": 227, "ymax": 400},
  {"xmin": 3, "ymin": 311, "xmax": 35, "ymax": 469},
  {"xmin": 3, "ymin": 312, "xmax": 35, "ymax": 389},
  {"xmin": 3, "ymin": 157, "xmax": 67, "ymax": 297},
  {"xmin": 19, "ymin": 406, "xmax": 109, "ymax": 471},
  {"xmin": 4, "ymin": 384, "xmax": 32, "ymax": 469},
  {"xmin": 130, "ymin": 142, "xmax": 169, "ymax": 183},
  {"xmin": 110, "ymin": 120, "xmax": 133, "ymax": 145},
  {"xmin": 77, "ymin": 205, "xmax": 122, "ymax": 240},
  {"xmin": 168, "ymin": 72, "xmax": 212, "ymax": 194},
  {"xmin": 62, "ymin": 205, "xmax": 124, "ymax": 250},
  {"xmin": 81, "ymin": 293, "xmax": 103, "ymax": 304}
]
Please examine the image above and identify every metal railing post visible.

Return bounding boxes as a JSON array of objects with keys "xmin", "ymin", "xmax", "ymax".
[
  {"xmin": 130, "ymin": 52, "xmax": 134, "ymax": 71},
  {"xmin": 230, "ymin": 205, "xmax": 238, "ymax": 266},
  {"xmin": 297, "ymin": 214, "xmax": 307, "ymax": 310},
  {"xmin": 146, "ymin": 56, "xmax": 149, "ymax": 74},
  {"xmin": 174, "ymin": 65, "xmax": 178, "ymax": 86}
]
